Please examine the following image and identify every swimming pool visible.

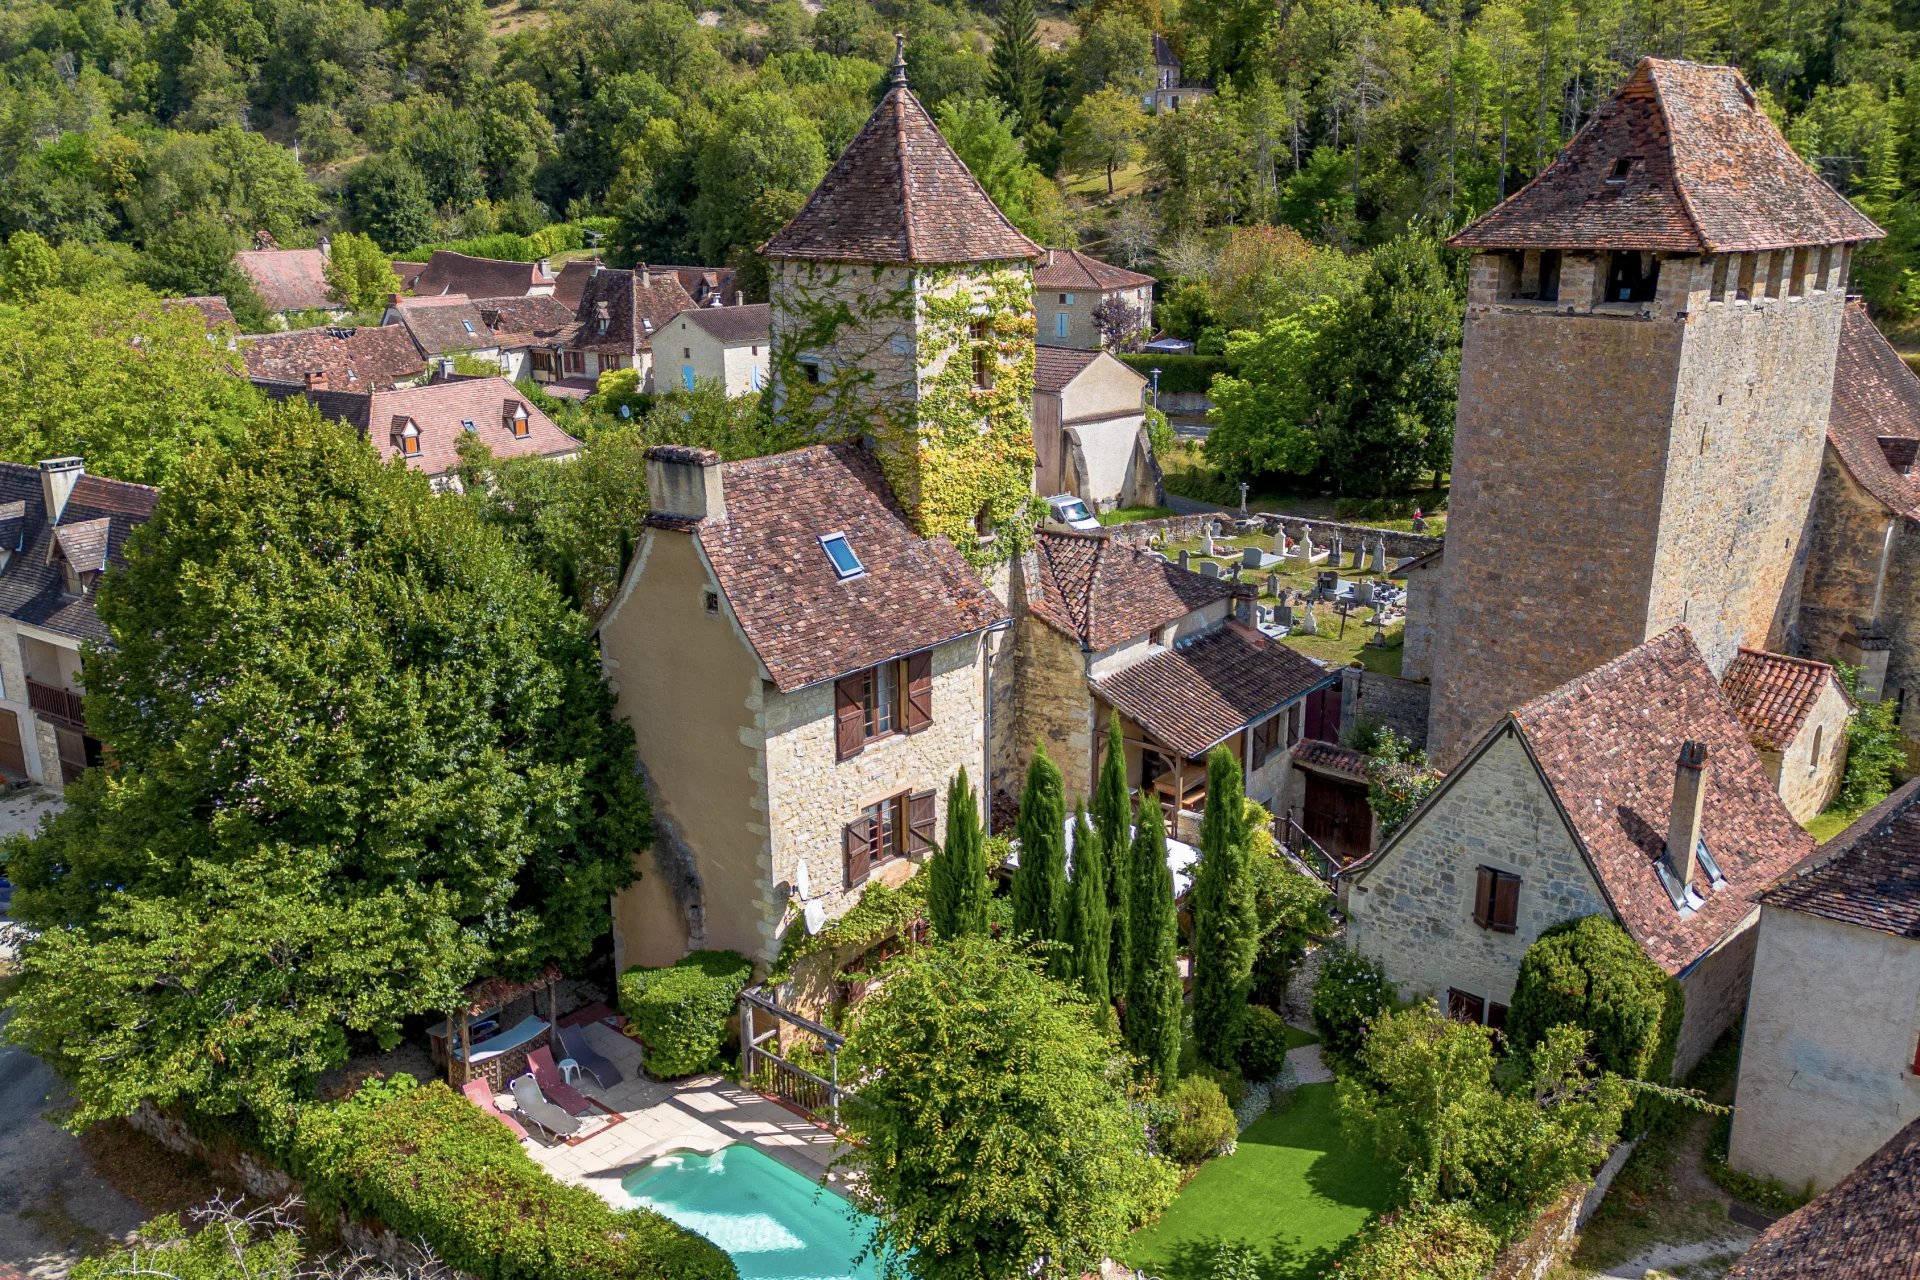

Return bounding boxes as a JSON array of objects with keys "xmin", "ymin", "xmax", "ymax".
[{"xmin": 622, "ymin": 1144, "xmax": 886, "ymax": 1280}]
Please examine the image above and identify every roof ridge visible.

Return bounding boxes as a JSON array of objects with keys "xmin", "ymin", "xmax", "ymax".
[
  {"xmin": 1732, "ymin": 646, "xmax": 1833, "ymax": 671},
  {"xmin": 1642, "ymin": 59, "xmax": 1713, "ymax": 253},
  {"xmin": 894, "ymin": 90, "xmax": 917, "ymax": 262},
  {"xmin": 1768, "ymin": 776, "xmax": 1920, "ymax": 892}
]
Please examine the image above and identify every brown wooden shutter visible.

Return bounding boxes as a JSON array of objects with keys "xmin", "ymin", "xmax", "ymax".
[
  {"xmin": 844, "ymin": 816, "xmax": 875, "ymax": 887},
  {"xmin": 1473, "ymin": 866, "xmax": 1494, "ymax": 928},
  {"xmin": 908, "ymin": 789, "xmax": 936, "ymax": 855},
  {"xmin": 1492, "ymin": 873, "xmax": 1520, "ymax": 933},
  {"xmin": 835, "ymin": 673, "xmax": 866, "ymax": 761},
  {"xmin": 904, "ymin": 652, "xmax": 933, "ymax": 733}
]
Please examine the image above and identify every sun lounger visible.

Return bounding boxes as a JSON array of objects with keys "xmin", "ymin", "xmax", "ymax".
[
  {"xmin": 556, "ymin": 1022, "xmax": 623, "ymax": 1089},
  {"xmin": 509, "ymin": 1073, "xmax": 581, "ymax": 1140},
  {"xmin": 528, "ymin": 1044, "xmax": 596, "ymax": 1115},
  {"xmin": 461, "ymin": 1079, "xmax": 527, "ymax": 1140}
]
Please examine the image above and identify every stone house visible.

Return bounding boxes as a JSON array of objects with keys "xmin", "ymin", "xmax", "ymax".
[
  {"xmin": 1719, "ymin": 648, "xmax": 1852, "ymax": 823},
  {"xmin": 1727, "ymin": 1112, "xmax": 1920, "ymax": 1278},
  {"xmin": 1727, "ymin": 779, "xmax": 1920, "ymax": 1194},
  {"xmin": 995, "ymin": 529, "xmax": 1333, "ymax": 831},
  {"xmin": 257, "ymin": 374, "xmax": 580, "ymax": 492},
  {"xmin": 1346, "ymin": 627, "xmax": 1815, "ymax": 1072},
  {"xmin": 475, "ymin": 295, "xmax": 581, "ymax": 382},
  {"xmin": 553, "ymin": 261, "xmax": 736, "ymax": 313},
  {"xmin": 406, "ymin": 250, "xmax": 556, "ymax": 300},
  {"xmin": 382, "ymin": 295, "xmax": 502, "ymax": 367},
  {"xmin": 240, "ymin": 324, "xmax": 427, "ymax": 392},
  {"xmin": 652, "ymin": 304, "xmax": 771, "ymax": 396},
  {"xmin": 232, "ymin": 245, "xmax": 340, "ymax": 321},
  {"xmin": 0, "ymin": 458, "xmax": 155, "ymax": 789},
  {"xmin": 1032, "ymin": 347, "xmax": 1160, "ymax": 512},
  {"xmin": 1145, "ymin": 34, "xmax": 1211, "ymax": 112},
  {"xmin": 554, "ymin": 265, "xmax": 698, "ymax": 395},
  {"xmin": 596, "ymin": 443, "xmax": 1006, "ymax": 969},
  {"xmin": 1034, "ymin": 250, "xmax": 1155, "ymax": 350},
  {"xmin": 1423, "ymin": 57, "xmax": 1884, "ymax": 767}
]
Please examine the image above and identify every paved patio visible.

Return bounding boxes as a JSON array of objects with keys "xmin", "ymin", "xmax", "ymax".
[{"xmin": 517, "ymin": 1020, "xmax": 843, "ymax": 1208}]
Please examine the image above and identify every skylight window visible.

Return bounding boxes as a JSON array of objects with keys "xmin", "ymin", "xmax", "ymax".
[
  {"xmin": 461, "ymin": 419, "xmax": 477, "ymax": 433},
  {"xmin": 820, "ymin": 533, "xmax": 864, "ymax": 580},
  {"xmin": 1695, "ymin": 839, "xmax": 1725, "ymax": 887},
  {"xmin": 461, "ymin": 320, "xmax": 476, "ymax": 335}
]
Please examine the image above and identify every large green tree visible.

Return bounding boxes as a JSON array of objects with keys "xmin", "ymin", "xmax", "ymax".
[
  {"xmin": 927, "ymin": 768, "xmax": 990, "ymax": 939},
  {"xmin": 323, "ymin": 230, "xmax": 402, "ymax": 314},
  {"xmin": 841, "ymin": 935, "xmax": 1177, "ymax": 1280},
  {"xmin": 1068, "ymin": 803, "xmax": 1111, "ymax": 1011},
  {"xmin": 1190, "ymin": 745, "xmax": 1257, "ymax": 1068},
  {"xmin": 1, "ymin": 403, "xmax": 647, "ymax": 1132},
  {"xmin": 987, "ymin": 0, "xmax": 1045, "ymax": 130},
  {"xmin": 690, "ymin": 93, "xmax": 828, "ymax": 297},
  {"xmin": 1012, "ymin": 744, "xmax": 1071, "ymax": 978},
  {"xmin": 1507, "ymin": 916, "xmax": 1683, "ymax": 1086},
  {"xmin": 1124, "ymin": 793, "xmax": 1181, "ymax": 1088},
  {"xmin": 1093, "ymin": 715, "xmax": 1133, "ymax": 1002}
]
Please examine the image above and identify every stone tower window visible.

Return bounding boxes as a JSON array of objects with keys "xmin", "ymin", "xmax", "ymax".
[
  {"xmin": 1810, "ymin": 724, "xmax": 1823, "ymax": 769},
  {"xmin": 1817, "ymin": 246, "xmax": 1835, "ymax": 291},
  {"xmin": 970, "ymin": 319, "xmax": 995, "ymax": 390},
  {"xmin": 1605, "ymin": 251, "xmax": 1659, "ymax": 303},
  {"xmin": 1537, "ymin": 250, "xmax": 1562, "ymax": 302},
  {"xmin": 1736, "ymin": 253, "xmax": 1757, "ymax": 301},
  {"xmin": 1790, "ymin": 247, "xmax": 1810, "ymax": 296},
  {"xmin": 1710, "ymin": 255, "xmax": 1730, "ymax": 302}
]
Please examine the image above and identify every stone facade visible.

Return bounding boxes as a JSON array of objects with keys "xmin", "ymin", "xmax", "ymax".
[
  {"xmin": 1729, "ymin": 905, "xmax": 1920, "ymax": 1192},
  {"xmin": 1674, "ymin": 912, "xmax": 1763, "ymax": 1075},
  {"xmin": 1427, "ymin": 250, "xmax": 1849, "ymax": 766},
  {"xmin": 1106, "ymin": 512, "xmax": 1442, "ymax": 562},
  {"xmin": 1346, "ymin": 727, "xmax": 1613, "ymax": 1017},
  {"xmin": 1338, "ymin": 667, "xmax": 1432, "ymax": 748},
  {"xmin": 1757, "ymin": 676, "xmax": 1852, "ymax": 823},
  {"xmin": 1037, "ymin": 282, "xmax": 1154, "ymax": 350},
  {"xmin": 994, "ymin": 612, "xmax": 1098, "ymax": 806}
]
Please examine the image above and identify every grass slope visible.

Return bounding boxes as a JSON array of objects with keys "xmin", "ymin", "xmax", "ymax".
[{"xmin": 1124, "ymin": 1083, "xmax": 1395, "ymax": 1280}]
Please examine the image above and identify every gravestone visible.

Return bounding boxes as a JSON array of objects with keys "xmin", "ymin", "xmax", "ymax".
[
  {"xmin": 1330, "ymin": 534, "xmax": 1344, "ymax": 563},
  {"xmin": 1354, "ymin": 580, "xmax": 1376, "ymax": 606},
  {"xmin": 1199, "ymin": 560, "xmax": 1221, "ymax": 579},
  {"xmin": 1350, "ymin": 544, "xmax": 1365, "ymax": 569},
  {"xmin": 1242, "ymin": 546, "xmax": 1264, "ymax": 570},
  {"xmin": 1265, "ymin": 572, "xmax": 1282, "ymax": 598},
  {"xmin": 1177, "ymin": 549, "xmax": 1191, "ymax": 571},
  {"xmin": 1298, "ymin": 604, "xmax": 1319, "ymax": 635},
  {"xmin": 1299, "ymin": 529, "xmax": 1317, "ymax": 562},
  {"xmin": 1275, "ymin": 602, "xmax": 1295, "ymax": 627},
  {"xmin": 1202, "ymin": 532, "xmax": 1216, "ymax": 558},
  {"xmin": 1369, "ymin": 536, "xmax": 1387, "ymax": 573}
]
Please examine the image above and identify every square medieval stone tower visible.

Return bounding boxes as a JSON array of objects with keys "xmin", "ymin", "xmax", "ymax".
[
  {"xmin": 761, "ymin": 44, "xmax": 1046, "ymax": 563},
  {"xmin": 1425, "ymin": 58, "xmax": 1884, "ymax": 767}
]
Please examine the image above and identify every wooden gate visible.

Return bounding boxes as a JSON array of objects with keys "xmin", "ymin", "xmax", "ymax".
[
  {"xmin": 1303, "ymin": 684, "xmax": 1342, "ymax": 742},
  {"xmin": 1303, "ymin": 771, "xmax": 1372, "ymax": 862}
]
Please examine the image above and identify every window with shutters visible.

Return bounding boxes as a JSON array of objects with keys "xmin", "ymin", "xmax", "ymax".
[
  {"xmin": 833, "ymin": 654, "xmax": 934, "ymax": 760},
  {"xmin": 1251, "ymin": 714, "xmax": 1284, "ymax": 770},
  {"xmin": 1446, "ymin": 989, "xmax": 1485, "ymax": 1024},
  {"xmin": 844, "ymin": 788, "xmax": 937, "ymax": 886},
  {"xmin": 1472, "ymin": 866, "xmax": 1521, "ymax": 932},
  {"xmin": 971, "ymin": 319, "xmax": 995, "ymax": 390}
]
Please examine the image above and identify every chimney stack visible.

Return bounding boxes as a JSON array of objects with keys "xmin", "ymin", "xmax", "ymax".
[
  {"xmin": 735, "ymin": 291, "xmax": 744, "ymax": 307},
  {"xmin": 1667, "ymin": 741, "xmax": 1709, "ymax": 894},
  {"xmin": 38, "ymin": 457, "xmax": 84, "ymax": 525},
  {"xmin": 645, "ymin": 445, "xmax": 725, "ymax": 524},
  {"xmin": 438, "ymin": 356, "xmax": 456, "ymax": 380},
  {"xmin": 305, "ymin": 369, "xmax": 329, "ymax": 391}
]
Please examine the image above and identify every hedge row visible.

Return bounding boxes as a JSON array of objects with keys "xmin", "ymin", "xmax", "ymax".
[
  {"xmin": 403, "ymin": 218, "xmax": 616, "ymax": 264},
  {"xmin": 289, "ymin": 1076, "xmax": 735, "ymax": 1280},
  {"xmin": 619, "ymin": 950, "xmax": 754, "ymax": 1077},
  {"xmin": 1118, "ymin": 353, "xmax": 1229, "ymax": 396}
]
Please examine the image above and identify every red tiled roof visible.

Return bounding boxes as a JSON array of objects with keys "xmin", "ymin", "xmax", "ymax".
[
  {"xmin": 167, "ymin": 295, "xmax": 237, "ymax": 329},
  {"xmin": 232, "ymin": 248, "xmax": 334, "ymax": 314},
  {"xmin": 1511, "ymin": 627, "xmax": 1816, "ymax": 974},
  {"xmin": 1720, "ymin": 648, "xmax": 1844, "ymax": 752},
  {"xmin": 1291, "ymin": 738, "xmax": 1370, "ymax": 781},
  {"xmin": 1451, "ymin": 59, "xmax": 1882, "ymax": 253},
  {"xmin": 1763, "ymin": 778, "xmax": 1920, "ymax": 939},
  {"xmin": 762, "ymin": 67, "xmax": 1041, "ymax": 265},
  {"xmin": 1034, "ymin": 347, "xmax": 1103, "ymax": 394},
  {"xmin": 1828, "ymin": 300, "xmax": 1920, "ymax": 520},
  {"xmin": 686, "ymin": 443, "xmax": 1008, "ymax": 691},
  {"xmin": 1092, "ymin": 623, "xmax": 1334, "ymax": 758},
  {"xmin": 572, "ymin": 268, "xmax": 697, "ymax": 353},
  {"xmin": 478, "ymin": 295, "xmax": 580, "ymax": 347},
  {"xmin": 1026, "ymin": 530, "xmax": 1234, "ymax": 651},
  {"xmin": 680, "ymin": 304, "xmax": 770, "ymax": 345},
  {"xmin": 552, "ymin": 259, "xmax": 598, "ymax": 312},
  {"xmin": 241, "ymin": 325, "xmax": 426, "ymax": 391},
  {"xmin": 1727, "ymin": 1114, "xmax": 1920, "ymax": 1279},
  {"xmin": 258, "ymin": 376, "xmax": 579, "ymax": 479},
  {"xmin": 390, "ymin": 295, "xmax": 496, "ymax": 356},
  {"xmin": 1034, "ymin": 248, "xmax": 1155, "ymax": 291},
  {"xmin": 411, "ymin": 251, "xmax": 553, "ymax": 299}
]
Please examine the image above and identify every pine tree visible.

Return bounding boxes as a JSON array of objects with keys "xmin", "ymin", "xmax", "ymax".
[
  {"xmin": 1069, "ymin": 803, "xmax": 1111, "ymax": 1011},
  {"xmin": 1191, "ymin": 745, "xmax": 1258, "ymax": 1069},
  {"xmin": 1094, "ymin": 715, "xmax": 1133, "ymax": 1003},
  {"xmin": 929, "ymin": 768, "xmax": 991, "ymax": 939},
  {"xmin": 1125, "ymin": 793, "xmax": 1182, "ymax": 1088},
  {"xmin": 988, "ymin": 0, "xmax": 1045, "ymax": 132},
  {"xmin": 1012, "ymin": 744, "xmax": 1071, "ymax": 978}
]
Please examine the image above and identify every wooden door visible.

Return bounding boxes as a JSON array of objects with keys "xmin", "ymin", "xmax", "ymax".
[
  {"xmin": 1303, "ymin": 685, "xmax": 1342, "ymax": 742},
  {"xmin": 0, "ymin": 708, "xmax": 24, "ymax": 777},
  {"xmin": 1303, "ymin": 772, "xmax": 1372, "ymax": 861}
]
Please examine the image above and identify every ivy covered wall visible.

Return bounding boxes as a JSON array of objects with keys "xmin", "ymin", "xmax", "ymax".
[{"xmin": 767, "ymin": 258, "xmax": 1044, "ymax": 565}]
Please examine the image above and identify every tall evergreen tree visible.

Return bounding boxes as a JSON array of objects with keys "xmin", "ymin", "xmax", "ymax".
[
  {"xmin": 1191, "ymin": 746, "xmax": 1258, "ymax": 1069},
  {"xmin": 1068, "ymin": 803, "xmax": 1111, "ymax": 1012},
  {"xmin": 928, "ymin": 768, "xmax": 990, "ymax": 939},
  {"xmin": 1094, "ymin": 715, "xmax": 1133, "ymax": 1002},
  {"xmin": 1124, "ymin": 793, "xmax": 1181, "ymax": 1088},
  {"xmin": 988, "ymin": 0, "xmax": 1045, "ymax": 132},
  {"xmin": 1012, "ymin": 744, "xmax": 1070, "ymax": 978}
]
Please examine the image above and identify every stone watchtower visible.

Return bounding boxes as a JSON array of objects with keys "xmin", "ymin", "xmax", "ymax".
[
  {"xmin": 761, "ymin": 38, "xmax": 1046, "ymax": 563},
  {"xmin": 1425, "ymin": 57, "xmax": 1883, "ymax": 766}
]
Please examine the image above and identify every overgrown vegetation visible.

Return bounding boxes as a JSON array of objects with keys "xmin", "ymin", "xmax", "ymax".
[{"xmin": 618, "ymin": 949, "xmax": 754, "ymax": 1077}]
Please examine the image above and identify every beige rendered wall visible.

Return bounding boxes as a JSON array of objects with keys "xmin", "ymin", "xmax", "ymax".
[
  {"xmin": 1729, "ymin": 906, "xmax": 1920, "ymax": 1192},
  {"xmin": 1347, "ymin": 727, "xmax": 1613, "ymax": 1009},
  {"xmin": 1038, "ymin": 286, "xmax": 1154, "ymax": 350},
  {"xmin": 598, "ymin": 529, "xmax": 770, "ymax": 971},
  {"xmin": 1060, "ymin": 357, "xmax": 1149, "ymax": 510}
]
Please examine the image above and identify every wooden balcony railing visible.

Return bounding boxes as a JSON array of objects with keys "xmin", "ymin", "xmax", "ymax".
[{"xmin": 26, "ymin": 678, "xmax": 85, "ymax": 729}]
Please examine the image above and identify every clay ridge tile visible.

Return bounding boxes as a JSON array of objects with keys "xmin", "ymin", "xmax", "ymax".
[{"xmin": 1719, "ymin": 648, "xmax": 1842, "ymax": 752}]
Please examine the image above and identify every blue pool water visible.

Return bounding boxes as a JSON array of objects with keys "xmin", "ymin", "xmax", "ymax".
[{"xmin": 622, "ymin": 1144, "xmax": 886, "ymax": 1280}]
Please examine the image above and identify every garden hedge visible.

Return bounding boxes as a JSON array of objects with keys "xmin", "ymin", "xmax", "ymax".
[
  {"xmin": 1330, "ymin": 1203, "xmax": 1498, "ymax": 1280},
  {"xmin": 290, "ymin": 1076, "xmax": 735, "ymax": 1280},
  {"xmin": 619, "ymin": 949, "xmax": 754, "ymax": 1077},
  {"xmin": 1119, "ymin": 353, "xmax": 1229, "ymax": 396}
]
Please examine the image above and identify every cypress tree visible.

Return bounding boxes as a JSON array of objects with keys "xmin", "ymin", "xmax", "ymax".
[
  {"xmin": 1125, "ymin": 793, "xmax": 1182, "ymax": 1088},
  {"xmin": 928, "ymin": 768, "xmax": 990, "ymax": 939},
  {"xmin": 1068, "ymin": 802, "xmax": 1111, "ymax": 1011},
  {"xmin": 1191, "ymin": 745, "xmax": 1258, "ymax": 1069},
  {"xmin": 988, "ymin": 0, "xmax": 1045, "ymax": 132},
  {"xmin": 1094, "ymin": 714, "xmax": 1133, "ymax": 1002},
  {"xmin": 1012, "ymin": 744, "xmax": 1070, "ymax": 977}
]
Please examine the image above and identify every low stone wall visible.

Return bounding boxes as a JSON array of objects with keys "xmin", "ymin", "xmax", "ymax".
[
  {"xmin": 1155, "ymin": 390, "xmax": 1213, "ymax": 415},
  {"xmin": 1339, "ymin": 668, "xmax": 1433, "ymax": 747},
  {"xmin": 1108, "ymin": 512, "xmax": 1442, "ymax": 561},
  {"xmin": 1486, "ymin": 1139, "xmax": 1636, "ymax": 1280}
]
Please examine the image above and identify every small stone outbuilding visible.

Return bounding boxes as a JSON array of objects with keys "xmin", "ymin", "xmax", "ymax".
[
  {"xmin": 1031, "ymin": 347, "xmax": 1160, "ymax": 513},
  {"xmin": 1719, "ymin": 648, "xmax": 1852, "ymax": 823}
]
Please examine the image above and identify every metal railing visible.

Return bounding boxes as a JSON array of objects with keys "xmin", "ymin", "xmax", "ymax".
[
  {"xmin": 738, "ymin": 986, "xmax": 850, "ymax": 1127},
  {"xmin": 26, "ymin": 678, "xmax": 85, "ymax": 729},
  {"xmin": 1277, "ymin": 812, "xmax": 1341, "ymax": 887}
]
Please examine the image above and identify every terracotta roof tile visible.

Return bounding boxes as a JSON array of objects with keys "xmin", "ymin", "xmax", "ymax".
[
  {"xmin": 1291, "ymin": 738, "xmax": 1370, "ymax": 781},
  {"xmin": 689, "ymin": 443, "xmax": 1008, "ymax": 691},
  {"xmin": 411, "ymin": 251, "xmax": 553, "ymax": 299},
  {"xmin": 660, "ymin": 264, "xmax": 739, "ymax": 307},
  {"xmin": 1720, "ymin": 648, "xmax": 1844, "ymax": 752},
  {"xmin": 241, "ymin": 325, "xmax": 426, "ymax": 391},
  {"xmin": 1027, "ymin": 530, "xmax": 1234, "ymax": 651},
  {"xmin": 232, "ymin": 248, "xmax": 334, "ymax": 313},
  {"xmin": 1512, "ymin": 627, "xmax": 1816, "ymax": 974},
  {"xmin": 572, "ymin": 268, "xmax": 697, "ymax": 354},
  {"xmin": 258, "ymin": 376, "xmax": 579, "ymax": 479},
  {"xmin": 1763, "ymin": 778, "xmax": 1920, "ymax": 939},
  {"xmin": 552, "ymin": 260, "xmax": 598, "ymax": 312},
  {"xmin": 477, "ymin": 295, "xmax": 580, "ymax": 347},
  {"xmin": 1034, "ymin": 248, "xmax": 1155, "ymax": 291},
  {"xmin": 0, "ymin": 465, "xmax": 157, "ymax": 645},
  {"xmin": 1727, "ymin": 1114, "xmax": 1920, "ymax": 1279},
  {"xmin": 680, "ymin": 304, "xmax": 770, "ymax": 345},
  {"xmin": 762, "ymin": 65, "xmax": 1041, "ymax": 265},
  {"xmin": 1093, "ymin": 623, "xmax": 1334, "ymax": 758},
  {"xmin": 1828, "ymin": 299, "xmax": 1920, "ymax": 519},
  {"xmin": 390, "ymin": 295, "xmax": 496, "ymax": 356},
  {"xmin": 1034, "ymin": 347, "xmax": 1103, "ymax": 394},
  {"xmin": 1452, "ymin": 59, "xmax": 1882, "ymax": 253}
]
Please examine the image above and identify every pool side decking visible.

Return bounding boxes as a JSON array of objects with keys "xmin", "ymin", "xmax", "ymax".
[{"xmin": 519, "ymin": 1021, "xmax": 842, "ymax": 1206}]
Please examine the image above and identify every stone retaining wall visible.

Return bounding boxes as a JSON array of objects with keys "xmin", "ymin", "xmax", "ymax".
[
  {"xmin": 1339, "ymin": 668, "xmax": 1432, "ymax": 747},
  {"xmin": 1486, "ymin": 1139, "xmax": 1636, "ymax": 1280},
  {"xmin": 1108, "ymin": 512, "xmax": 1442, "ymax": 561}
]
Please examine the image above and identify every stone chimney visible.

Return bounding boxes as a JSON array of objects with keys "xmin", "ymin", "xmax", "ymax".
[
  {"xmin": 318, "ymin": 234, "xmax": 331, "ymax": 260},
  {"xmin": 38, "ymin": 457, "xmax": 84, "ymax": 524},
  {"xmin": 1667, "ymin": 741, "xmax": 1709, "ymax": 894},
  {"xmin": 438, "ymin": 356, "xmax": 456, "ymax": 380},
  {"xmin": 645, "ymin": 446, "xmax": 725, "ymax": 524},
  {"xmin": 305, "ymin": 369, "xmax": 329, "ymax": 391},
  {"xmin": 1046, "ymin": 248, "xmax": 1055, "ymax": 267},
  {"xmin": 641, "ymin": 266, "xmax": 655, "ymax": 289},
  {"xmin": 734, "ymin": 291, "xmax": 744, "ymax": 307}
]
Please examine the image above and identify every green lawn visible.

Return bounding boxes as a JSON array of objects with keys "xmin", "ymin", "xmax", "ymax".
[
  {"xmin": 1803, "ymin": 806, "xmax": 1860, "ymax": 843},
  {"xmin": 1125, "ymin": 1083, "xmax": 1396, "ymax": 1280},
  {"xmin": 1282, "ymin": 1023, "xmax": 1319, "ymax": 1052}
]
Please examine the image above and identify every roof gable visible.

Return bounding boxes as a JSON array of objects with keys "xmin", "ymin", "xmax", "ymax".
[
  {"xmin": 1025, "ymin": 530, "xmax": 1234, "ymax": 650},
  {"xmin": 1720, "ymin": 648, "xmax": 1845, "ymax": 752},
  {"xmin": 412, "ymin": 251, "xmax": 550, "ymax": 299},
  {"xmin": 241, "ymin": 325, "xmax": 426, "ymax": 391},
  {"xmin": 0, "ymin": 465, "xmax": 157, "ymax": 645},
  {"xmin": 1034, "ymin": 248, "xmax": 1155, "ymax": 291},
  {"xmin": 681, "ymin": 304, "xmax": 771, "ymax": 345}
]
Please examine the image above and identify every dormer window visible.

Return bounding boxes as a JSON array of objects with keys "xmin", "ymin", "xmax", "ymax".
[
  {"xmin": 595, "ymin": 302, "xmax": 611, "ymax": 335},
  {"xmin": 507, "ymin": 406, "xmax": 530, "ymax": 438},
  {"xmin": 820, "ymin": 533, "xmax": 863, "ymax": 580},
  {"xmin": 392, "ymin": 417, "xmax": 421, "ymax": 457},
  {"xmin": 1607, "ymin": 155, "xmax": 1639, "ymax": 183}
]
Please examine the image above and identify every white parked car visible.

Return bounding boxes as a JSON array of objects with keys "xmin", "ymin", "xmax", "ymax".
[{"xmin": 1045, "ymin": 494, "xmax": 1100, "ymax": 531}]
